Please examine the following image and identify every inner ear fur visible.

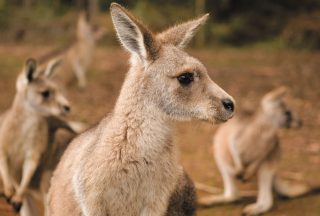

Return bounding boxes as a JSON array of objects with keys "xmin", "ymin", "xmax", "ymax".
[
  {"xmin": 110, "ymin": 3, "xmax": 160, "ymax": 61},
  {"xmin": 44, "ymin": 58, "xmax": 63, "ymax": 78},
  {"xmin": 25, "ymin": 58, "xmax": 37, "ymax": 82},
  {"xmin": 157, "ymin": 14, "xmax": 209, "ymax": 48}
]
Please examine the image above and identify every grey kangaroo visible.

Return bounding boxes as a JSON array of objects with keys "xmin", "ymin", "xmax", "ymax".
[
  {"xmin": 0, "ymin": 58, "xmax": 84, "ymax": 215},
  {"xmin": 48, "ymin": 3, "xmax": 235, "ymax": 216},
  {"xmin": 199, "ymin": 87, "xmax": 315, "ymax": 215}
]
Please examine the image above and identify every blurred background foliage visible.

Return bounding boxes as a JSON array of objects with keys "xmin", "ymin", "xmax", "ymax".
[{"xmin": 0, "ymin": 0, "xmax": 320, "ymax": 50}]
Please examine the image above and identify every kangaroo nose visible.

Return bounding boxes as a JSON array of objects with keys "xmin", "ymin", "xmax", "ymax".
[
  {"xmin": 63, "ymin": 105, "xmax": 70, "ymax": 113},
  {"xmin": 222, "ymin": 99, "xmax": 234, "ymax": 112}
]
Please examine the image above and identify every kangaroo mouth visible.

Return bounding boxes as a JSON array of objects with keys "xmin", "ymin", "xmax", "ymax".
[
  {"xmin": 213, "ymin": 112, "xmax": 234, "ymax": 124},
  {"xmin": 214, "ymin": 117, "xmax": 228, "ymax": 124},
  {"xmin": 201, "ymin": 116, "xmax": 228, "ymax": 124}
]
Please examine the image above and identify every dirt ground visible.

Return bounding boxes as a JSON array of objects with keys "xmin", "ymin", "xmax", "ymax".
[{"xmin": 0, "ymin": 44, "xmax": 319, "ymax": 215}]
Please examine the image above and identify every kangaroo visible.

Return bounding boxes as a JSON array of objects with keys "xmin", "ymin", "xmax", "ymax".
[
  {"xmin": 62, "ymin": 12, "xmax": 99, "ymax": 88},
  {"xmin": 22, "ymin": 116, "xmax": 87, "ymax": 216},
  {"xmin": 39, "ymin": 12, "xmax": 106, "ymax": 88},
  {"xmin": 198, "ymin": 87, "xmax": 314, "ymax": 215},
  {"xmin": 0, "ymin": 111, "xmax": 87, "ymax": 216},
  {"xmin": 0, "ymin": 58, "xmax": 75, "ymax": 213},
  {"xmin": 47, "ymin": 3, "xmax": 234, "ymax": 216}
]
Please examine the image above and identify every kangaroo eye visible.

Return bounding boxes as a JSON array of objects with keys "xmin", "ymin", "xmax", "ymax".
[
  {"xmin": 41, "ymin": 90, "xmax": 50, "ymax": 98},
  {"xmin": 177, "ymin": 72, "xmax": 194, "ymax": 86}
]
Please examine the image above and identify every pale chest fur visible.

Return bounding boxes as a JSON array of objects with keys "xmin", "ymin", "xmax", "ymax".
[
  {"xmin": 0, "ymin": 111, "xmax": 48, "ymax": 171},
  {"xmin": 73, "ymin": 117, "xmax": 181, "ymax": 216},
  {"xmin": 72, "ymin": 39, "xmax": 94, "ymax": 66},
  {"xmin": 234, "ymin": 120, "xmax": 278, "ymax": 166}
]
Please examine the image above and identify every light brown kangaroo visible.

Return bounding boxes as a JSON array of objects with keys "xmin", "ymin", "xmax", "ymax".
[
  {"xmin": 39, "ymin": 12, "xmax": 106, "ymax": 88},
  {"xmin": 0, "ymin": 58, "xmax": 75, "ymax": 214},
  {"xmin": 199, "ymin": 87, "xmax": 314, "ymax": 215},
  {"xmin": 0, "ymin": 111, "xmax": 86, "ymax": 216},
  {"xmin": 47, "ymin": 3, "xmax": 234, "ymax": 216},
  {"xmin": 62, "ymin": 12, "xmax": 100, "ymax": 88}
]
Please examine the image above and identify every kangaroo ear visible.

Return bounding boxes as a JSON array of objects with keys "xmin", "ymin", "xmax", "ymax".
[
  {"xmin": 110, "ymin": 3, "xmax": 159, "ymax": 62},
  {"xmin": 263, "ymin": 87, "xmax": 288, "ymax": 102},
  {"xmin": 25, "ymin": 58, "xmax": 37, "ymax": 82},
  {"xmin": 157, "ymin": 14, "xmax": 209, "ymax": 48},
  {"xmin": 262, "ymin": 86, "xmax": 289, "ymax": 110},
  {"xmin": 44, "ymin": 58, "xmax": 62, "ymax": 78}
]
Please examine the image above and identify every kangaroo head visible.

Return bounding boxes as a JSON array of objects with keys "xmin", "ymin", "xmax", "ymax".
[
  {"xmin": 110, "ymin": 3, "xmax": 234, "ymax": 123},
  {"xmin": 261, "ymin": 87, "xmax": 302, "ymax": 128},
  {"xmin": 16, "ymin": 58, "xmax": 71, "ymax": 117}
]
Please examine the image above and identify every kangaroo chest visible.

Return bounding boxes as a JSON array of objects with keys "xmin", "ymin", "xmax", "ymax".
[
  {"xmin": 236, "ymin": 129, "xmax": 278, "ymax": 166},
  {"xmin": 7, "ymin": 118, "xmax": 48, "ymax": 169},
  {"xmin": 76, "ymin": 129, "xmax": 180, "ymax": 216},
  {"xmin": 104, "ymin": 151, "xmax": 180, "ymax": 216}
]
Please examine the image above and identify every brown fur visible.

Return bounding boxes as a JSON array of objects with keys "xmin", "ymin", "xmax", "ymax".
[
  {"xmin": 166, "ymin": 171, "xmax": 197, "ymax": 216},
  {"xmin": 48, "ymin": 3, "xmax": 234, "ymax": 216},
  {"xmin": 198, "ymin": 87, "xmax": 313, "ymax": 215},
  {"xmin": 0, "ymin": 58, "xmax": 81, "ymax": 215},
  {"xmin": 39, "ymin": 12, "xmax": 106, "ymax": 88}
]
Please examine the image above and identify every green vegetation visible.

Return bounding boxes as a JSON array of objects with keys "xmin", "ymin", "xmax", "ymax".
[{"xmin": 0, "ymin": 0, "xmax": 320, "ymax": 50}]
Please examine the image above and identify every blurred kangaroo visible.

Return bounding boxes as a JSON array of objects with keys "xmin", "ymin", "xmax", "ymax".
[
  {"xmin": 63, "ymin": 12, "xmax": 102, "ymax": 88},
  {"xmin": 199, "ymin": 87, "xmax": 315, "ymax": 215},
  {"xmin": 48, "ymin": 3, "xmax": 234, "ymax": 216},
  {"xmin": 39, "ymin": 12, "xmax": 106, "ymax": 88},
  {"xmin": 0, "ymin": 58, "xmax": 79, "ymax": 214}
]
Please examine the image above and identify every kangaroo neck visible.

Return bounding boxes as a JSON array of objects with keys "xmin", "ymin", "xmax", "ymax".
[
  {"xmin": 106, "ymin": 64, "xmax": 173, "ymax": 157},
  {"xmin": 11, "ymin": 93, "xmax": 43, "ymax": 123},
  {"xmin": 250, "ymin": 108, "xmax": 278, "ymax": 136}
]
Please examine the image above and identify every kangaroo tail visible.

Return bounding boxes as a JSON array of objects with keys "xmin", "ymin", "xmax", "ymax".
[{"xmin": 273, "ymin": 176, "xmax": 320, "ymax": 198}]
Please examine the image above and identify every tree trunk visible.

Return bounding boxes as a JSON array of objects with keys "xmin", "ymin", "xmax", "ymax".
[
  {"xmin": 75, "ymin": 0, "xmax": 85, "ymax": 9},
  {"xmin": 88, "ymin": 0, "xmax": 99, "ymax": 21},
  {"xmin": 53, "ymin": 0, "xmax": 61, "ymax": 9},
  {"xmin": 23, "ymin": 0, "xmax": 33, "ymax": 8}
]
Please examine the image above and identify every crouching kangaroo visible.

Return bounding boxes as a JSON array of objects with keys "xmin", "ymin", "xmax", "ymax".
[
  {"xmin": 0, "ymin": 58, "xmax": 78, "ymax": 214},
  {"xmin": 199, "ymin": 87, "xmax": 314, "ymax": 215},
  {"xmin": 47, "ymin": 3, "xmax": 234, "ymax": 216}
]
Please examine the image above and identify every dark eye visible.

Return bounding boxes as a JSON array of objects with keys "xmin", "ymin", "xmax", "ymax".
[
  {"xmin": 177, "ymin": 72, "xmax": 194, "ymax": 86},
  {"xmin": 41, "ymin": 90, "xmax": 50, "ymax": 98}
]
